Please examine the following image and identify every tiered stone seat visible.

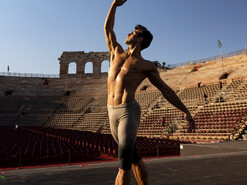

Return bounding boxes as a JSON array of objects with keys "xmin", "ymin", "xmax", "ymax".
[
  {"xmin": 138, "ymin": 105, "xmax": 197, "ymax": 138},
  {"xmin": 89, "ymin": 96, "xmax": 108, "ymax": 113},
  {"xmin": 0, "ymin": 113, "xmax": 18, "ymax": 126},
  {"xmin": 16, "ymin": 113, "xmax": 51, "ymax": 126},
  {"xmin": 75, "ymin": 112, "xmax": 108, "ymax": 132},
  {"xmin": 179, "ymin": 83, "xmax": 221, "ymax": 104},
  {"xmin": 135, "ymin": 91, "xmax": 161, "ymax": 109},
  {"xmin": 226, "ymin": 79, "xmax": 247, "ymax": 101},
  {"xmin": 172, "ymin": 101, "xmax": 247, "ymax": 141},
  {"xmin": 0, "ymin": 97, "xmax": 24, "ymax": 112},
  {"xmin": 57, "ymin": 96, "xmax": 93, "ymax": 112},
  {"xmin": 46, "ymin": 113, "xmax": 83, "ymax": 128},
  {"xmin": 1, "ymin": 53, "xmax": 247, "ymax": 144},
  {"xmin": 29, "ymin": 97, "xmax": 65, "ymax": 112}
]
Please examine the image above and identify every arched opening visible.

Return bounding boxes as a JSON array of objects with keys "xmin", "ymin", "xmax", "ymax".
[
  {"xmin": 85, "ymin": 62, "xmax": 93, "ymax": 74},
  {"xmin": 101, "ymin": 60, "xmax": 110, "ymax": 73},
  {"xmin": 68, "ymin": 62, "xmax": 77, "ymax": 74}
]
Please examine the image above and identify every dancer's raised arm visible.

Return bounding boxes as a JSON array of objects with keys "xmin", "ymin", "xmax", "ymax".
[{"xmin": 104, "ymin": 0, "xmax": 127, "ymax": 54}]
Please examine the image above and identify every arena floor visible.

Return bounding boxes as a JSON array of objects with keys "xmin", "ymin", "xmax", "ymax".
[{"xmin": 2, "ymin": 141, "xmax": 247, "ymax": 185}]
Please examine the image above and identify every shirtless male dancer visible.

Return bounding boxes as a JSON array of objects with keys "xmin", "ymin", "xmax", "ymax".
[{"xmin": 104, "ymin": 0, "xmax": 195, "ymax": 184}]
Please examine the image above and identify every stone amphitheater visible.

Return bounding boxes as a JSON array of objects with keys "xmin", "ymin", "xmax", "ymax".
[
  {"xmin": 1, "ymin": 49, "xmax": 247, "ymax": 171},
  {"xmin": 1, "ymin": 50, "xmax": 247, "ymax": 139},
  {"xmin": 2, "ymin": 49, "xmax": 247, "ymax": 185}
]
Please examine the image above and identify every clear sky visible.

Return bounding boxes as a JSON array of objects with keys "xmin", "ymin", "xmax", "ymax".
[{"xmin": 0, "ymin": 0, "xmax": 246, "ymax": 74}]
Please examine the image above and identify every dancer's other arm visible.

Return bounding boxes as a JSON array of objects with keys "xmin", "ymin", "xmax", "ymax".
[{"xmin": 147, "ymin": 63, "xmax": 196, "ymax": 133}]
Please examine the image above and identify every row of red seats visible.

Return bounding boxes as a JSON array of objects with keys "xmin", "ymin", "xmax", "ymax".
[{"xmin": 0, "ymin": 126, "xmax": 186, "ymax": 168}]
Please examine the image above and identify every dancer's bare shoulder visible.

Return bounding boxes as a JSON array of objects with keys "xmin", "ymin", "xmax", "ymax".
[{"xmin": 141, "ymin": 59, "xmax": 159, "ymax": 74}]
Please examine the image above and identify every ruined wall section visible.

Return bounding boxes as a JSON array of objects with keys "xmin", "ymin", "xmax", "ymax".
[
  {"xmin": 0, "ymin": 51, "xmax": 111, "ymax": 97},
  {"xmin": 0, "ymin": 76, "xmax": 64, "ymax": 97},
  {"xmin": 59, "ymin": 51, "xmax": 110, "ymax": 76}
]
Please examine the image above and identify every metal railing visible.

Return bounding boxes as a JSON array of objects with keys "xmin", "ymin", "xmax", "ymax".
[
  {"xmin": 167, "ymin": 48, "xmax": 247, "ymax": 69},
  {"xmin": 0, "ymin": 72, "xmax": 60, "ymax": 78}
]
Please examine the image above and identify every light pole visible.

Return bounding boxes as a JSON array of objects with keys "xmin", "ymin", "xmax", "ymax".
[
  {"xmin": 6, "ymin": 65, "xmax": 10, "ymax": 91},
  {"xmin": 218, "ymin": 39, "xmax": 224, "ymax": 73}
]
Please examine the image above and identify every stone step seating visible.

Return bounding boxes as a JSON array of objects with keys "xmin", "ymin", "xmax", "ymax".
[
  {"xmin": 57, "ymin": 96, "xmax": 92, "ymax": 112},
  {"xmin": 76, "ymin": 112, "xmax": 108, "ymax": 132},
  {"xmin": 170, "ymin": 133, "xmax": 231, "ymax": 141},
  {"xmin": 158, "ymin": 54, "xmax": 246, "ymax": 88},
  {"xmin": 0, "ymin": 97, "xmax": 24, "ymax": 112},
  {"xmin": 228, "ymin": 80, "xmax": 247, "ymax": 100},
  {"xmin": 138, "ymin": 106, "xmax": 195, "ymax": 137},
  {"xmin": 2, "ymin": 78, "xmax": 247, "ymax": 143},
  {"xmin": 213, "ymin": 79, "xmax": 243, "ymax": 103},
  {"xmin": 47, "ymin": 113, "xmax": 83, "ymax": 128},
  {"xmin": 28, "ymin": 97, "xmax": 66, "ymax": 112},
  {"xmin": 179, "ymin": 83, "xmax": 220, "ymax": 101},
  {"xmin": 203, "ymin": 101, "xmax": 247, "ymax": 112},
  {"xmin": 227, "ymin": 79, "xmax": 243, "ymax": 90},
  {"xmin": 0, "ymin": 113, "xmax": 19, "ymax": 125},
  {"xmin": 89, "ymin": 96, "xmax": 107, "ymax": 113},
  {"xmin": 135, "ymin": 91, "xmax": 161, "ymax": 109},
  {"xmin": 71, "ymin": 97, "xmax": 93, "ymax": 111},
  {"xmin": 16, "ymin": 113, "xmax": 51, "ymax": 126},
  {"xmin": 174, "ymin": 101, "xmax": 247, "ymax": 141}
]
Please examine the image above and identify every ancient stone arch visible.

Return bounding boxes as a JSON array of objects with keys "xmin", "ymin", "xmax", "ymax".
[
  {"xmin": 68, "ymin": 62, "xmax": 77, "ymax": 74},
  {"xmin": 84, "ymin": 61, "xmax": 93, "ymax": 74},
  {"xmin": 59, "ymin": 51, "xmax": 110, "ymax": 76},
  {"xmin": 101, "ymin": 60, "xmax": 110, "ymax": 73}
]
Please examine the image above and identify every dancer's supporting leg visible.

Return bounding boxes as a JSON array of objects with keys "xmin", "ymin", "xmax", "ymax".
[
  {"xmin": 132, "ymin": 160, "xmax": 149, "ymax": 185},
  {"xmin": 115, "ymin": 168, "xmax": 131, "ymax": 185}
]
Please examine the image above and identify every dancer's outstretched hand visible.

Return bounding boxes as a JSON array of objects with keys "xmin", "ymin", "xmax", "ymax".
[
  {"xmin": 185, "ymin": 113, "xmax": 196, "ymax": 133},
  {"xmin": 113, "ymin": 0, "xmax": 127, "ymax": 6}
]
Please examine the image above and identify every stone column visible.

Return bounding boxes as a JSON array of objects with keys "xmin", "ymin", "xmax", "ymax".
[
  {"xmin": 59, "ymin": 61, "xmax": 68, "ymax": 75},
  {"xmin": 76, "ymin": 60, "xmax": 85, "ymax": 75},
  {"xmin": 93, "ymin": 59, "xmax": 102, "ymax": 74}
]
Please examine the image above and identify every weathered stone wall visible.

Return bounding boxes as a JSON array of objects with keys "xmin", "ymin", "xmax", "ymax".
[
  {"xmin": 0, "ymin": 74, "xmax": 108, "ymax": 97},
  {"xmin": 59, "ymin": 51, "xmax": 110, "ymax": 76},
  {"xmin": 0, "ymin": 76, "xmax": 64, "ymax": 97}
]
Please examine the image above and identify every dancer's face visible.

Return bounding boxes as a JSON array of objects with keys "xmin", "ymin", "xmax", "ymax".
[{"xmin": 125, "ymin": 29, "xmax": 142, "ymax": 46}]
